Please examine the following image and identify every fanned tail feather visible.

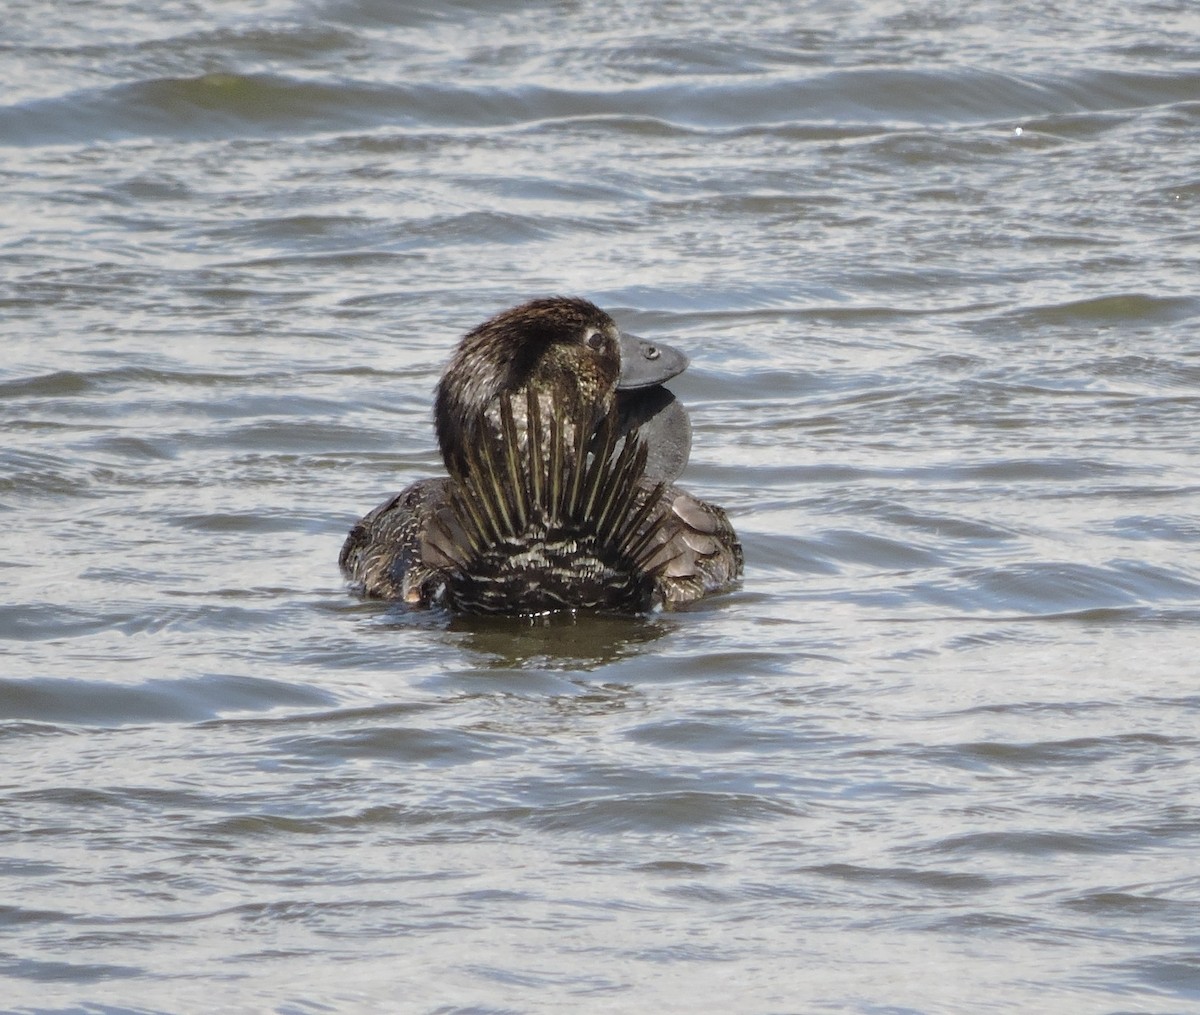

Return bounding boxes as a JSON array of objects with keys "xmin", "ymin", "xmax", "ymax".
[{"xmin": 425, "ymin": 391, "xmax": 669, "ymax": 613}]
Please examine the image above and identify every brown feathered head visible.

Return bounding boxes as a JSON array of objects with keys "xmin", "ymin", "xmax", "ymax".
[{"xmin": 434, "ymin": 297, "xmax": 623, "ymax": 475}]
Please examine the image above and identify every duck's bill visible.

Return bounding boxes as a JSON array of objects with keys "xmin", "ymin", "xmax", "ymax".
[
  {"xmin": 616, "ymin": 332, "xmax": 690, "ymax": 390},
  {"xmin": 616, "ymin": 386, "xmax": 692, "ymax": 483}
]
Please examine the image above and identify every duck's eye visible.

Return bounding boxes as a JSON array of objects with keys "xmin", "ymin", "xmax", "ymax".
[{"xmin": 586, "ymin": 331, "xmax": 605, "ymax": 351}]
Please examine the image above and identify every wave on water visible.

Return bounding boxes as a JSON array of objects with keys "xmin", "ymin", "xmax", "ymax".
[
  {"xmin": 2, "ymin": 66, "xmax": 1199, "ymax": 146},
  {"xmin": 905, "ymin": 559, "xmax": 1200, "ymax": 616},
  {"xmin": 0, "ymin": 674, "xmax": 335, "ymax": 726}
]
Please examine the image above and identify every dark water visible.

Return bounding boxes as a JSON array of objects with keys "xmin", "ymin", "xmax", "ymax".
[{"xmin": 3, "ymin": 1, "xmax": 1200, "ymax": 1011}]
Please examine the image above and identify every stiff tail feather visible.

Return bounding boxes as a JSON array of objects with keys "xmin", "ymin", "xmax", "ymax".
[{"xmin": 419, "ymin": 389, "xmax": 673, "ymax": 614}]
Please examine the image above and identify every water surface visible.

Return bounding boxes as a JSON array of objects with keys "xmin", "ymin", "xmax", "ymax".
[{"xmin": 3, "ymin": 1, "xmax": 1200, "ymax": 1011}]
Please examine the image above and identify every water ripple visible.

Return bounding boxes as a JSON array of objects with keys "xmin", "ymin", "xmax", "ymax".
[
  {"xmin": 3, "ymin": 1, "xmax": 1199, "ymax": 1011},
  {"xmin": 4, "ymin": 66, "xmax": 1200, "ymax": 146}
]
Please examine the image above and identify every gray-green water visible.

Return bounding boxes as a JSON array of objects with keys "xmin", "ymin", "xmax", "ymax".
[{"xmin": 3, "ymin": 2, "xmax": 1200, "ymax": 1012}]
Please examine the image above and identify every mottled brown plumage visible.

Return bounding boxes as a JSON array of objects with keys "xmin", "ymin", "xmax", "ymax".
[
  {"xmin": 339, "ymin": 297, "xmax": 741, "ymax": 615},
  {"xmin": 434, "ymin": 297, "xmax": 620, "ymax": 477}
]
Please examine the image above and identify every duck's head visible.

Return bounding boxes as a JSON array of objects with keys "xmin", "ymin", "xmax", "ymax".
[{"xmin": 434, "ymin": 297, "xmax": 687, "ymax": 475}]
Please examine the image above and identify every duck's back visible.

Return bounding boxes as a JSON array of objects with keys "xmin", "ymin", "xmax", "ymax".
[{"xmin": 339, "ymin": 389, "xmax": 741, "ymax": 614}]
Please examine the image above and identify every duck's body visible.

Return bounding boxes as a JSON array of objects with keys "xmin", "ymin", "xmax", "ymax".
[{"xmin": 339, "ymin": 297, "xmax": 741, "ymax": 616}]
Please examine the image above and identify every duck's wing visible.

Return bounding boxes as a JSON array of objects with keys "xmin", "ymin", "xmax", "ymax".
[
  {"xmin": 638, "ymin": 486, "xmax": 744, "ymax": 607},
  {"xmin": 339, "ymin": 477, "xmax": 451, "ymax": 602}
]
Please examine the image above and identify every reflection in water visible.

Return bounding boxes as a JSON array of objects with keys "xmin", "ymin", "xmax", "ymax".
[{"xmin": 446, "ymin": 610, "xmax": 673, "ymax": 671}]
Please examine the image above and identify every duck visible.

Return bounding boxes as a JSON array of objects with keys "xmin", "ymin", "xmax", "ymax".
[{"xmin": 339, "ymin": 297, "xmax": 742, "ymax": 615}]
